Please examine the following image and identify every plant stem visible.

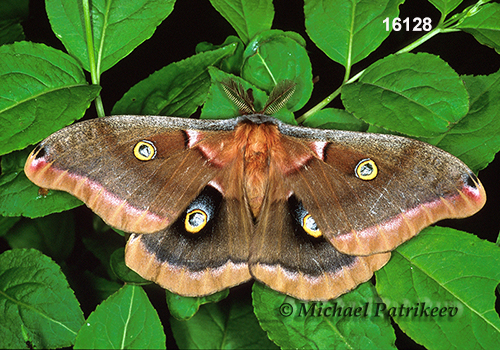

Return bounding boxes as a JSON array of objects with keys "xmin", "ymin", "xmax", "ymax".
[
  {"xmin": 298, "ymin": 17, "xmax": 451, "ymax": 123},
  {"xmin": 82, "ymin": 0, "xmax": 105, "ymax": 117},
  {"xmin": 394, "ymin": 27, "xmax": 443, "ymax": 55},
  {"xmin": 296, "ymin": 85, "xmax": 341, "ymax": 124}
]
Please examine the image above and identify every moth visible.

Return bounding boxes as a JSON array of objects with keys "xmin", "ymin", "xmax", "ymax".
[{"xmin": 24, "ymin": 81, "xmax": 486, "ymax": 300}]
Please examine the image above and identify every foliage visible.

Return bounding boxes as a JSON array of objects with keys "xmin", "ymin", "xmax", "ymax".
[{"xmin": 1, "ymin": 0, "xmax": 500, "ymax": 349}]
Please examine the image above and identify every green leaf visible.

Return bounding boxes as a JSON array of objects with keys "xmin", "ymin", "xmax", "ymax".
[
  {"xmin": 304, "ymin": 0, "xmax": 405, "ymax": 67},
  {"xmin": 3, "ymin": 212, "xmax": 75, "ymax": 262},
  {"xmin": 0, "ymin": 0, "xmax": 28, "ymax": 20},
  {"xmin": 0, "ymin": 41, "xmax": 101, "ymax": 155},
  {"xmin": 74, "ymin": 284, "xmax": 166, "ymax": 349},
  {"xmin": 376, "ymin": 226, "xmax": 500, "ymax": 350},
  {"xmin": 112, "ymin": 43, "xmax": 237, "ymax": 116},
  {"xmin": 0, "ymin": 249, "xmax": 85, "ymax": 349},
  {"xmin": 0, "ymin": 19, "xmax": 24, "ymax": 45},
  {"xmin": 0, "ymin": 216, "xmax": 21, "ymax": 237},
  {"xmin": 253, "ymin": 282, "xmax": 396, "ymax": 349},
  {"xmin": 110, "ymin": 248, "xmax": 150, "ymax": 285},
  {"xmin": 171, "ymin": 293, "xmax": 277, "ymax": 349},
  {"xmin": 0, "ymin": 0, "xmax": 28, "ymax": 45},
  {"xmin": 0, "ymin": 148, "xmax": 83, "ymax": 218},
  {"xmin": 78, "ymin": 271, "xmax": 123, "ymax": 304},
  {"xmin": 209, "ymin": 0, "xmax": 274, "ymax": 44},
  {"xmin": 82, "ymin": 224, "xmax": 126, "ymax": 281},
  {"xmin": 431, "ymin": 69, "xmax": 500, "ymax": 172},
  {"xmin": 428, "ymin": 0, "xmax": 462, "ymax": 16},
  {"xmin": 241, "ymin": 30, "xmax": 313, "ymax": 111},
  {"xmin": 457, "ymin": 3, "xmax": 500, "ymax": 55},
  {"xmin": 166, "ymin": 289, "xmax": 230, "ymax": 320},
  {"xmin": 302, "ymin": 108, "xmax": 369, "ymax": 131},
  {"xmin": 196, "ymin": 35, "xmax": 245, "ymax": 74},
  {"xmin": 46, "ymin": 0, "xmax": 176, "ymax": 74},
  {"xmin": 341, "ymin": 53, "xmax": 469, "ymax": 137}
]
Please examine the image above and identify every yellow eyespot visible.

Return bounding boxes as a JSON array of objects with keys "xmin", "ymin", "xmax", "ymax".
[
  {"xmin": 185, "ymin": 209, "xmax": 208, "ymax": 233},
  {"xmin": 355, "ymin": 159, "xmax": 378, "ymax": 180},
  {"xmin": 302, "ymin": 214, "xmax": 322, "ymax": 238},
  {"xmin": 133, "ymin": 140, "xmax": 156, "ymax": 161}
]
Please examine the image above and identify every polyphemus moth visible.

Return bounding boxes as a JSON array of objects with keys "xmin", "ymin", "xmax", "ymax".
[{"xmin": 24, "ymin": 81, "xmax": 486, "ymax": 300}]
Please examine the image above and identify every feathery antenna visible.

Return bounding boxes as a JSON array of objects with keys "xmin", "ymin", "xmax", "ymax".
[
  {"xmin": 221, "ymin": 80, "xmax": 256, "ymax": 115},
  {"xmin": 221, "ymin": 79, "xmax": 296, "ymax": 115}
]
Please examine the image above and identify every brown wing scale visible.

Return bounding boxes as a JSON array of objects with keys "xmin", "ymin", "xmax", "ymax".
[{"xmin": 24, "ymin": 114, "xmax": 486, "ymax": 300}]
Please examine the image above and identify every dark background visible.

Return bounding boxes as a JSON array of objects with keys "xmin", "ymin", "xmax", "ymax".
[{"xmin": 19, "ymin": 0, "xmax": 500, "ymax": 349}]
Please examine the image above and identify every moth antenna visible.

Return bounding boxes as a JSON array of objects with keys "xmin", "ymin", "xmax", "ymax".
[
  {"xmin": 221, "ymin": 79, "xmax": 256, "ymax": 115},
  {"xmin": 261, "ymin": 80, "xmax": 296, "ymax": 115},
  {"xmin": 247, "ymin": 88, "xmax": 255, "ymax": 108}
]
